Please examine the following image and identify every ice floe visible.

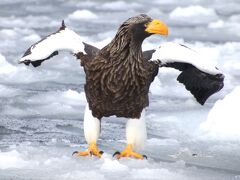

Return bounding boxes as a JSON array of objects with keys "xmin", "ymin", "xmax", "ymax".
[
  {"xmin": 200, "ymin": 86, "xmax": 240, "ymax": 140},
  {"xmin": 169, "ymin": 5, "xmax": 218, "ymax": 25},
  {"xmin": 68, "ymin": 10, "xmax": 98, "ymax": 20}
]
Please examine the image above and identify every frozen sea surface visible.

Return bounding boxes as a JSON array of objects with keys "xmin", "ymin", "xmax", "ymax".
[{"xmin": 0, "ymin": 0, "xmax": 240, "ymax": 179}]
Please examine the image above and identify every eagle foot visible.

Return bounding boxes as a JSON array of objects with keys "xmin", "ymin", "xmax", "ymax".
[
  {"xmin": 72, "ymin": 142, "xmax": 103, "ymax": 158},
  {"xmin": 113, "ymin": 144, "xmax": 147, "ymax": 160}
]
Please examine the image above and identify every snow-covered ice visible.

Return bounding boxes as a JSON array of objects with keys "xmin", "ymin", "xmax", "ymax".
[
  {"xmin": 68, "ymin": 10, "xmax": 98, "ymax": 20},
  {"xmin": 0, "ymin": 0, "xmax": 240, "ymax": 179},
  {"xmin": 201, "ymin": 86, "xmax": 240, "ymax": 140},
  {"xmin": 169, "ymin": 6, "xmax": 218, "ymax": 25}
]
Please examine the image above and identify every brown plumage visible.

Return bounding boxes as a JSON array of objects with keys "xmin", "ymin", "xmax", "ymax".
[
  {"xmin": 77, "ymin": 15, "xmax": 159, "ymax": 119},
  {"xmin": 19, "ymin": 14, "xmax": 224, "ymax": 120}
]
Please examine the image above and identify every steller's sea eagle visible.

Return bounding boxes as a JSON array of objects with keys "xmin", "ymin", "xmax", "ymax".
[{"xmin": 19, "ymin": 14, "xmax": 224, "ymax": 159}]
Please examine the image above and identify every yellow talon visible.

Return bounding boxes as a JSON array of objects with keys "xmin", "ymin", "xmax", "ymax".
[
  {"xmin": 73, "ymin": 142, "xmax": 103, "ymax": 157},
  {"xmin": 113, "ymin": 144, "xmax": 147, "ymax": 160}
]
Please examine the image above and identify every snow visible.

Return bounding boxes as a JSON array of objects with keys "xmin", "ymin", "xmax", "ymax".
[
  {"xmin": 169, "ymin": 6, "xmax": 218, "ymax": 25},
  {"xmin": 22, "ymin": 34, "xmax": 41, "ymax": 42},
  {"xmin": 27, "ymin": 89, "xmax": 86, "ymax": 106},
  {"xmin": 68, "ymin": 10, "xmax": 98, "ymax": 20},
  {"xmin": 0, "ymin": 0, "xmax": 240, "ymax": 179},
  {"xmin": 0, "ymin": 146, "xmax": 234, "ymax": 180},
  {"xmin": 1, "ymin": 89, "xmax": 86, "ymax": 118},
  {"xmin": 100, "ymin": 158, "xmax": 129, "ymax": 172},
  {"xmin": 208, "ymin": 20, "xmax": 225, "ymax": 29},
  {"xmin": 100, "ymin": 1, "xmax": 141, "ymax": 11},
  {"xmin": 0, "ymin": 53, "xmax": 17, "ymax": 75},
  {"xmin": 0, "ymin": 16, "xmax": 59, "ymax": 29},
  {"xmin": 0, "ymin": 84, "xmax": 19, "ymax": 97},
  {"xmin": 200, "ymin": 86, "xmax": 240, "ymax": 140},
  {"xmin": 0, "ymin": 29, "xmax": 18, "ymax": 38},
  {"xmin": 0, "ymin": 150, "xmax": 29, "ymax": 170}
]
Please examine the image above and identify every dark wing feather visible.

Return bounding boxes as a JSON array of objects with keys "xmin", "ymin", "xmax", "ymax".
[
  {"xmin": 144, "ymin": 49, "xmax": 224, "ymax": 105},
  {"xmin": 83, "ymin": 42, "xmax": 99, "ymax": 58},
  {"xmin": 168, "ymin": 62, "xmax": 224, "ymax": 105},
  {"xmin": 143, "ymin": 50, "xmax": 155, "ymax": 61},
  {"xmin": 24, "ymin": 51, "xmax": 59, "ymax": 67}
]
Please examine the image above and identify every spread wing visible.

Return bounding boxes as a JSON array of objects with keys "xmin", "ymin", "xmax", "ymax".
[
  {"xmin": 19, "ymin": 21, "xmax": 85, "ymax": 67},
  {"xmin": 145, "ymin": 42, "xmax": 224, "ymax": 105}
]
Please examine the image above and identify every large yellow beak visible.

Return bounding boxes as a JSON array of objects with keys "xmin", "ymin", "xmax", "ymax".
[{"xmin": 145, "ymin": 19, "xmax": 168, "ymax": 36}]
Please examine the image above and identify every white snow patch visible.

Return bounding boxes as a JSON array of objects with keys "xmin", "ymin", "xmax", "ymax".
[
  {"xmin": 147, "ymin": 8, "xmax": 165, "ymax": 17},
  {"xmin": 92, "ymin": 37, "xmax": 112, "ymax": 49},
  {"xmin": 169, "ymin": 148, "xmax": 196, "ymax": 159},
  {"xmin": 0, "ymin": 29, "xmax": 18, "ymax": 39},
  {"xmin": 153, "ymin": 0, "xmax": 180, "ymax": 5},
  {"xmin": 2, "ymin": 90, "xmax": 86, "ymax": 117},
  {"xmin": 147, "ymin": 138, "xmax": 179, "ymax": 146},
  {"xmin": 21, "ymin": 90, "xmax": 86, "ymax": 117},
  {"xmin": 22, "ymin": 33, "xmax": 41, "ymax": 42},
  {"xmin": 150, "ymin": 68, "xmax": 194, "ymax": 99},
  {"xmin": 169, "ymin": 6, "xmax": 218, "ymax": 25},
  {"xmin": 100, "ymin": 158, "xmax": 129, "ymax": 172},
  {"xmin": 208, "ymin": 20, "xmax": 225, "ymax": 29},
  {"xmin": 0, "ymin": 15, "xmax": 59, "ymax": 29},
  {"xmin": 229, "ymin": 14, "xmax": 240, "ymax": 22},
  {"xmin": 0, "ymin": 144, "xmax": 235, "ymax": 180},
  {"xmin": 63, "ymin": 89, "xmax": 86, "ymax": 102},
  {"xmin": 0, "ymin": 85, "xmax": 19, "ymax": 97},
  {"xmin": 28, "ymin": 90, "xmax": 86, "ymax": 106},
  {"xmin": 149, "ymin": 76, "xmax": 163, "ymax": 95},
  {"xmin": 0, "ymin": 53, "xmax": 17, "ymax": 75},
  {"xmin": 0, "ymin": 53, "xmax": 63, "ymax": 84},
  {"xmin": 68, "ymin": 10, "xmax": 98, "ymax": 20},
  {"xmin": 208, "ymin": 19, "xmax": 240, "ymax": 37},
  {"xmin": 58, "ymin": 170, "xmax": 105, "ymax": 180},
  {"xmin": 0, "ymin": 150, "xmax": 29, "ymax": 169},
  {"xmin": 200, "ymin": 86, "xmax": 240, "ymax": 140},
  {"xmin": 130, "ymin": 168, "xmax": 187, "ymax": 180},
  {"xmin": 43, "ymin": 156, "xmax": 69, "ymax": 166},
  {"xmin": 101, "ymin": 1, "xmax": 141, "ymax": 11}
]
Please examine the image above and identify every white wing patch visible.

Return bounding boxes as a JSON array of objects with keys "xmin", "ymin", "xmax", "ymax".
[
  {"xmin": 19, "ymin": 24, "xmax": 85, "ymax": 64},
  {"xmin": 150, "ymin": 42, "xmax": 220, "ymax": 75}
]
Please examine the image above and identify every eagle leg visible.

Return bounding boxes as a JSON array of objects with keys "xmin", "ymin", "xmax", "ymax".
[
  {"xmin": 113, "ymin": 144, "xmax": 147, "ymax": 159},
  {"xmin": 73, "ymin": 104, "xmax": 103, "ymax": 158},
  {"xmin": 72, "ymin": 142, "xmax": 103, "ymax": 157}
]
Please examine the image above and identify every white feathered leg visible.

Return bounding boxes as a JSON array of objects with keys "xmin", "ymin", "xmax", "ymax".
[
  {"xmin": 126, "ymin": 109, "xmax": 147, "ymax": 151},
  {"xmin": 114, "ymin": 109, "xmax": 147, "ymax": 159},
  {"xmin": 73, "ymin": 103, "xmax": 102, "ymax": 157},
  {"xmin": 84, "ymin": 103, "xmax": 100, "ymax": 144}
]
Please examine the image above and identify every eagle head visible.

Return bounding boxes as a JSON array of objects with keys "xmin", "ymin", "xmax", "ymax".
[{"xmin": 117, "ymin": 14, "xmax": 169, "ymax": 43}]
